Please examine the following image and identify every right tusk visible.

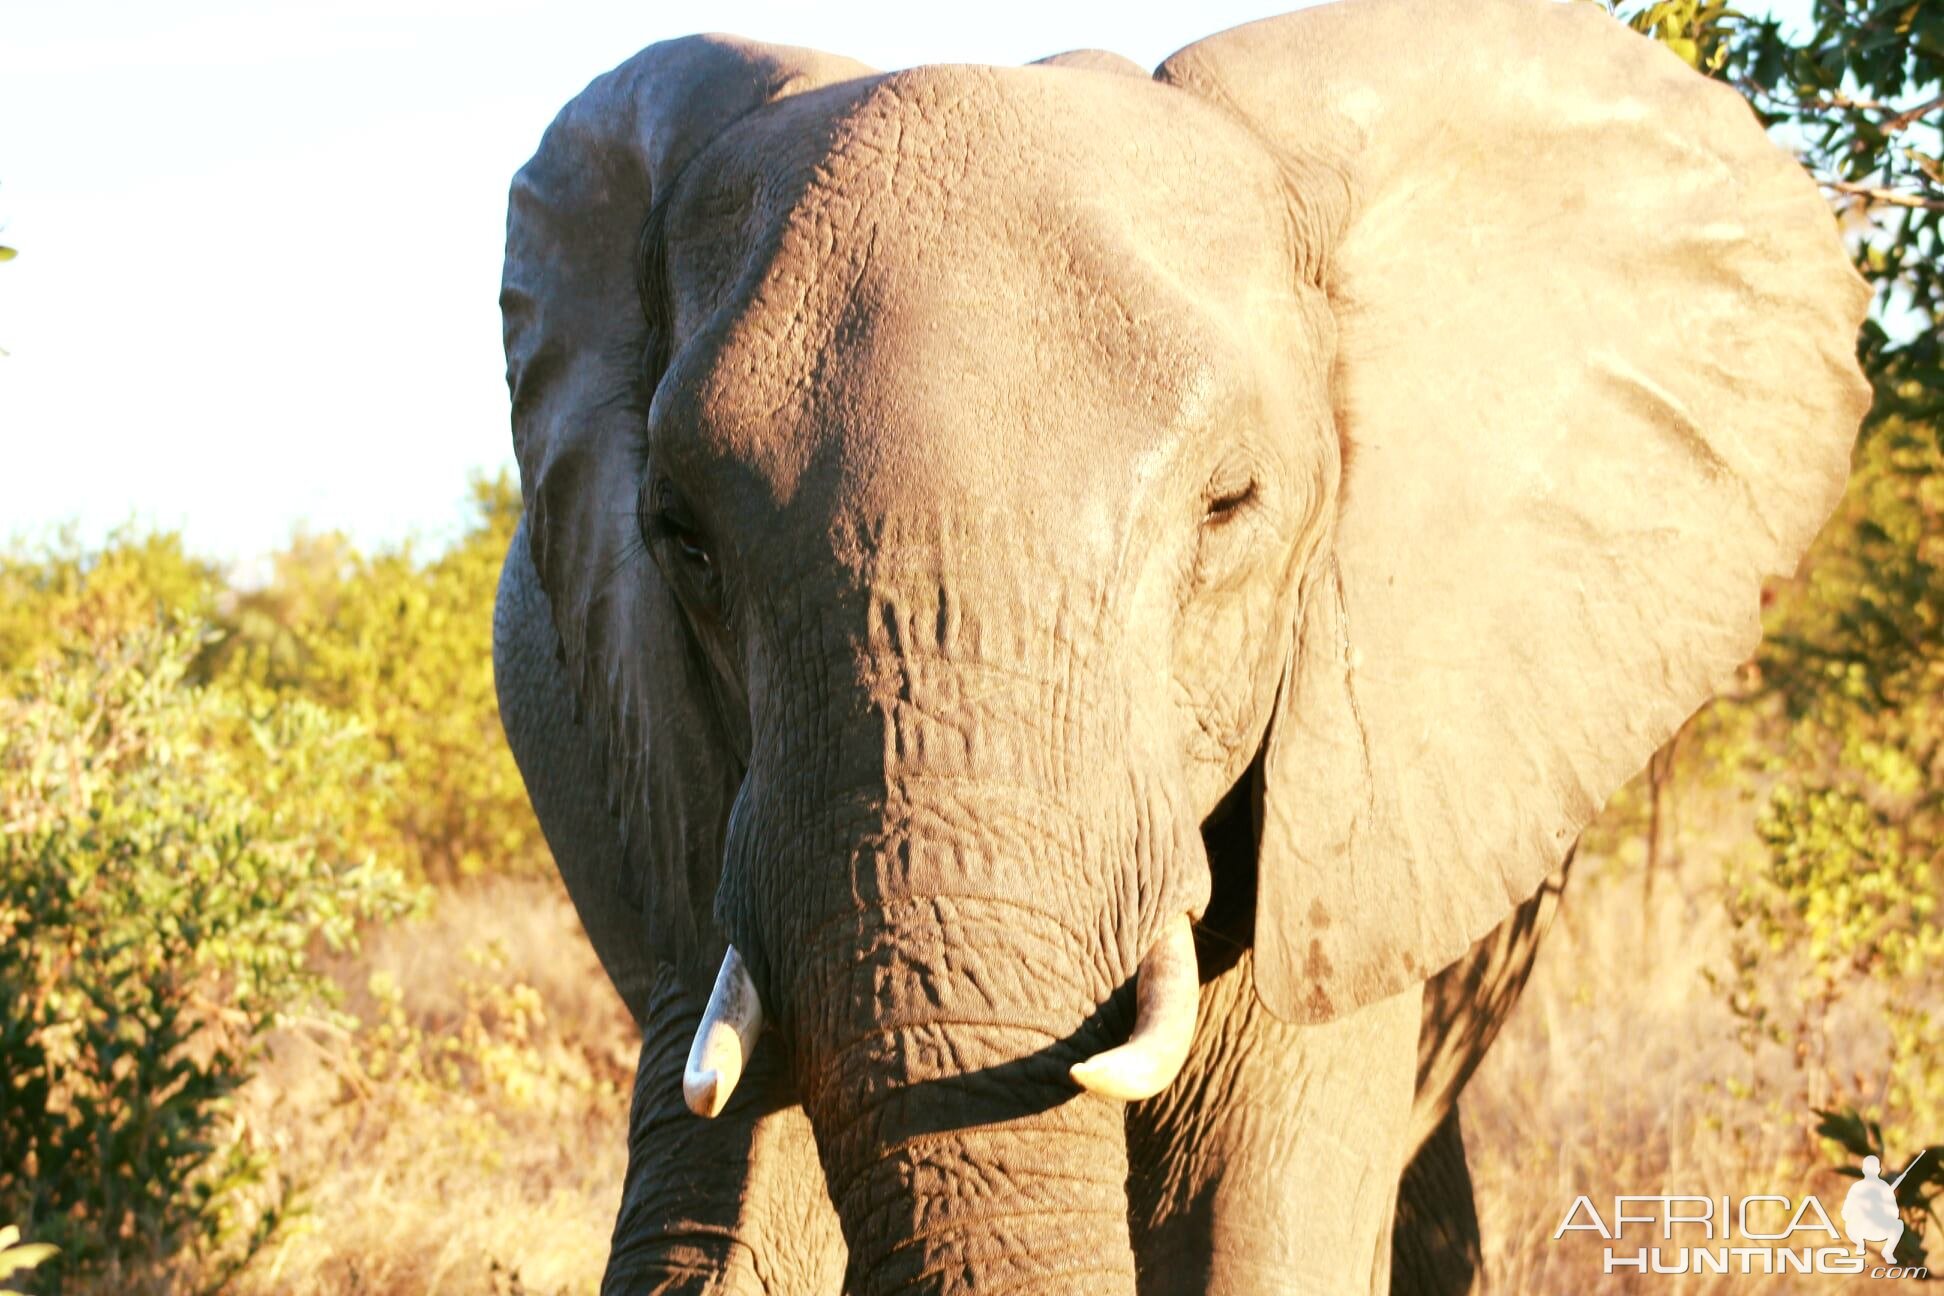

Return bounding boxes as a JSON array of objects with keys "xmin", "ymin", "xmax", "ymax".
[
  {"xmin": 1069, "ymin": 912, "xmax": 1200, "ymax": 1102},
  {"xmin": 683, "ymin": 945, "xmax": 763, "ymax": 1118}
]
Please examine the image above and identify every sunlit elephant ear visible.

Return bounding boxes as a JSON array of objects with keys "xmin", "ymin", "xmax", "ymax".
[
  {"xmin": 1159, "ymin": 0, "xmax": 1870, "ymax": 1023},
  {"xmin": 501, "ymin": 36, "xmax": 873, "ymax": 989}
]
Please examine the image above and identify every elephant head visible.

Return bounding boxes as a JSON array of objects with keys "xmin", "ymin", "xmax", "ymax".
[{"xmin": 500, "ymin": 2, "xmax": 1867, "ymax": 1291}]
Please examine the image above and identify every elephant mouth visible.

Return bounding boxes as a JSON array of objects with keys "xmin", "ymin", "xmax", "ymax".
[{"xmin": 682, "ymin": 911, "xmax": 1200, "ymax": 1117}]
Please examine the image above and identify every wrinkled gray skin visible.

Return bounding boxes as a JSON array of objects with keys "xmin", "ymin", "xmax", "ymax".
[
  {"xmin": 498, "ymin": 521, "xmax": 1562, "ymax": 1294},
  {"xmin": 499, "ymin": 518, "xmax": 1564, "ymax": 1293},
  {"xmin": 490, "ymin": 2, "xmax": 1868, "ymax": 1293}
]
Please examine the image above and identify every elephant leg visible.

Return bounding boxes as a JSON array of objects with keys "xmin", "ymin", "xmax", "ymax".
[
  {"xmin": 1405, "ymin": 856, "xmax": 1570, "ymax": 1157},
  {"xmin": 607, "ymin": 966, "xmax": 844, "ymax": 1295},
  {"xmin": 1127, "ymin": 949, "xmax": 1421, "ymax": 1296},
  {"xmin": 1381, "ymin": 855, "xmax": 1571, "ymax": 1295},
  {"xmin": 1388, "ymin": 1105, "xmax": 1480, "ymax": 1296}
]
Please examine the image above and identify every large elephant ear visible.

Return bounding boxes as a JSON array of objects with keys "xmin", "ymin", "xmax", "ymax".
[
  {"xmin": 1158, "ymin": 0, "xmax": 1871, "ymax": 1023},
  {"xmin": 502, "ymin": 36, "xmax": 873, "ymax": 988}
]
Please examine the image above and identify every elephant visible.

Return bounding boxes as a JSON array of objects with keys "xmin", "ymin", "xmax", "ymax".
[{"xmin": 489, "ymin": 1, "xmax": 1869, "ymax": 1292}]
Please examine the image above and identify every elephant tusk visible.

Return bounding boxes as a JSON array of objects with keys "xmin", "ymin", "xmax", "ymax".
[
  {"xmin": 1069, "ymin": 912, "xmax": 1199, "ymax": 1102},
  {"xmin": 683, "ymin": 945, "xmax": 764, "ymax": 1118}
]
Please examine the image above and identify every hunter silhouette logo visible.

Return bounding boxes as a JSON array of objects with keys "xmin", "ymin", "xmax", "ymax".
[
  {"xmin": 1554, "ymin": 1146, "xmax": 1934, "ymax": 1278},
  {"xmin": 1845, "ymin": 1153, "xmax": 1926, "ymax": 1265}
]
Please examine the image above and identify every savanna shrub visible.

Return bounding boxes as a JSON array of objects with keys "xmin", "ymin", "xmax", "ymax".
[
  {"xmin": 0, "ymin": 528, "xmax": 219, "ymax": 678},
  {"xmin": 1593, "ymin": 0, "xmax": 1944, "ymax": 1223},
  {"xmin": 0, "ymin": 622, "xmax": 417, "ymax": 1289},
  {"xmin": 1724, "ymin": 412, "xmax": 1944, "ymax": 1152},
  {"xmin": 205, "ymin": 472, "xmax": 541, "ymax": 881}
]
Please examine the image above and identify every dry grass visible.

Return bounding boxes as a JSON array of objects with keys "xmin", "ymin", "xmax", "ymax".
[
  {"xmin": 229, "ymin": 876, "xmax": 635, "ymax": 1296},
  {"xmin": 1467, "ymin": 845, "xmax": 1915, "ymax": 1293},
  {"xmin": 151, "ymin": 852, "xmax": 1921, "ymax": 1294}
]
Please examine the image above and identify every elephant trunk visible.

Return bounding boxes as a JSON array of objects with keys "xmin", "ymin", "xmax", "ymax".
[
  {"xmin": 711, "ymin": 581, "xmax": 1208, "ymax": 1293},
  {"xmin": 832, "ymin": 1102, "xmax": 1137, "ymax": 1296},
  {"xmin": 788, "ymin": 898, "xmax": 1144, "ymax": 1296}
]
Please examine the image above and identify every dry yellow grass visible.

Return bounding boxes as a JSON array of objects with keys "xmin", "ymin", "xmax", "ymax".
[
  {"xmin": 167, "ymin": 853, "xmax": 1920, "ymax": 1294},
  {"xmin": 230, "ymin": 877, "xmax": 634, "ymax": 1296},
  {"xmin": 1468, "ymin": 846, "xmax": 1917, "ymax": 1293}
]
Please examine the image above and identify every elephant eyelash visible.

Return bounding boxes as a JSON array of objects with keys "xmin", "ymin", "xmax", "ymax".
[
  {"xmin": 639, "ymin": 484, "xmax": 726, "ymax": 620},
  {"xmin": 1186, "ymin": 475, "xmax": 1266, "ymax": 596},
  {"xmin": 590, "ymin": 526, "xmax": 656, "ymax": 615},
  {"xmin": 1205, "ymin": 480, "xmax": 1259, "ymax": 525},
  {"xmin": 637, "ymin": 500, "xmax": 707, "ymax": 562},
  {"xmin": 666, "ymin": 526, "xmax": 714, "ymax": 568},
  {"xmin": 643, "ymin": 481, "xmax": 703, "ymax": 544}
]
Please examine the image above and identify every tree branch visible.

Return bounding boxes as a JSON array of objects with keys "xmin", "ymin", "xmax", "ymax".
[
  {"xmin": 1734, "ymin": 85, "xmax": 1944, "ymax": 135},
  {"xmin": 1810, "ymin": 90, "xmax": 1900, "ymax": 115},
  {"xmin": 1821, "ymin": 178, "xmax": 1944, "ymax": 211},
  {"xmin": 1883, "ymin": 94, "xmax": 1944, "ymax": 136}
]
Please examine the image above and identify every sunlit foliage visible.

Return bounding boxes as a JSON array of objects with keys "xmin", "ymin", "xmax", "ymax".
[
  {"xmin": 0, "ymin": 1227, "xmax": 57, "ymax": 1295},
  {"xmin": 204, "ymin": 473, "xmax": 540, "ymax": 882},
  {"xmin": 0, "ymin": 529, "xmax": 219, "ymax": 675},
  {"xmin": 0, "ymin": 476, "xmax": 527, "ymax": 1287},
  {"xmin": 0, "ymin": 624, "xmax": 417, "ymax": 1290},
  {"xmin": 1607, "ymin": 0, "xmax": 1943, "ymax": 1244},
  {"xmin": 1719, "ymin": 412, "xmax": 1944, "ymax": 1158}
]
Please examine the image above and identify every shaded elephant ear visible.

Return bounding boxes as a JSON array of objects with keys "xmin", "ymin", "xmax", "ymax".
[
  {"xmin": 501, "ymin": 36, "xmax": 873, "ymax": 989},
  {"xmin": 1158, "ymin": 0, "xmax": 1870, "ymax": 1023}
]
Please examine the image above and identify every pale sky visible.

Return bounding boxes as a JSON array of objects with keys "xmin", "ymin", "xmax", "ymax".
[{"xmin": 0, "ymin": 0, "xmax": 1813, "ymax": 563}]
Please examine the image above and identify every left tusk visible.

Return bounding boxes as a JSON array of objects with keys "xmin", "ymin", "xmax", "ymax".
[
  {"xmin": 1069, "ymin": 912, "xmax": 1199, "ymax": 1101},
  {"xmin": 683, "ymin": 945, "xmax": 763, "ymax": 1118}
]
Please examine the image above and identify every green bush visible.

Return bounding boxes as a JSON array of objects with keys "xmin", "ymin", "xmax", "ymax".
[
  {"xmin": 0, "ymin": 528, "xmax": 219, "ymax": 679},
  {"xmin": 0, "ymin": 622, "xmax": 416, "ymax": 1289},
  {"xmin": 0, "ymin": 475, "xmax": 529, "ymax": 1287},
  {"xmin": 205, "ymin": 472, "xmax": 541, "ymax": 882},
  {"xmin": 1718, "ymin": 413, "xmax": 1944, "ymax": 1155}
]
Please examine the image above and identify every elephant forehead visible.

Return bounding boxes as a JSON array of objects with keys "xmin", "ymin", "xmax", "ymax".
[{"xmin": 650, "ymin": 62, "xmax": 1300, "ymax": 534}]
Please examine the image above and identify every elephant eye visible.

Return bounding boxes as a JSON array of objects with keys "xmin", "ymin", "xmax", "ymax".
[
  {"xmin": 1204, "ymin": 479, "xmax": 1258, "ymax": 526},
  {"xmin": 669, "ymin": 527, "xmax": 711, "ymax": 568},
  {"xmin": 645, "ymin": 480, "xmax": 722, "ymax": 609}
]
